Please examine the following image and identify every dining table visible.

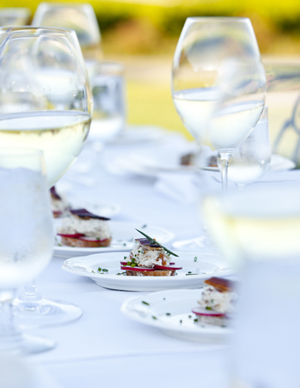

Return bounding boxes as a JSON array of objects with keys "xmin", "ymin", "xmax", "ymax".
[{"xmin": 7, "ymin": 126, "xmax": 300, "ymax": 388}]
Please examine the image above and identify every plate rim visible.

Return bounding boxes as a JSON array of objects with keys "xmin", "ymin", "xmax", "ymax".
[
  {"xmin": 62, "ymin": 251, "xmax": 233, "ymax": 282},
  {"xmin": 120, "ymin": 288, "xmax": 232, "ymax": 337}
]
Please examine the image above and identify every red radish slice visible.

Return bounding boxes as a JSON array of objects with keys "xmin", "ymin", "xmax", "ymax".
[
  {"xmin": 192, "ymin": 306, "xmax": 225, "ymax": 317},
  {"xmin": 170, "ymin": 262, "xmax": 175, "ymax": 265},
  {"xmin": 57, "ymin": 233, "xmax": 85, "ymax": 238},
  {"xmin": 120, "ymin": 261, "xmax": 128, "ymax": 265},
  {"xmin": 120, "ymin": 266, "xmax": 155, "ymax": 272},
  {"xmin": 154, "ymin": 264, "xmax": 182, "ymax": 270}
]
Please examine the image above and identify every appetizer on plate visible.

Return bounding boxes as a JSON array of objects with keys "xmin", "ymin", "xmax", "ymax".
[
  {"xmin": 50, "ymin": 186, "xmax": 69, "ymax": 218},
  {"xmin": 57, "ymin": 208, "xmax": 112, "ymax": 248},
  {"xmin": 192, "ymin": 277, "xmax": 237, "ymax": 327},
  {"xmin": 120, "ymin": 229, "xmax": 182, "ymax": 276}
]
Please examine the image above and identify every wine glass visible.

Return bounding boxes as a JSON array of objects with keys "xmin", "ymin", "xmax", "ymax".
[
  {"xmin": 172, "ymin": 17, "xmax": 266, "ymax": 189},
  {"xmin": 32, "ymin": 3, "xmax": 102, "ymax": 61},
  {"xmin": 222, "ymin": 106, "xmax": 271, "ymax": 189},
  {"xmin": 203, "ymin": 183, "xmax": 300, "ymax": 387},
  {"xmin": 0, "ymin": 27, "xmax": 92, "ymax": 328},
  {"xmin": 0, "ymin": 148, "xmax": 54, "ymax": 354}
]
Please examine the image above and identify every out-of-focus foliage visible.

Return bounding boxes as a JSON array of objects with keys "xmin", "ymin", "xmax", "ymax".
[{"xmin": 2, "ymin": 0, "xmax": 300, "ymax": 55}]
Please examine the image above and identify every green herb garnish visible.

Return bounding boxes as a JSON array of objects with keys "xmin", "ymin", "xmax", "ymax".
[
  {"xmin": 205, "ymin": 306, "xmax": 212, "ymax": 310},
  {"xmin": 194, "ymin": 257, "xmax": 197, "ymax": 262},
  {"xmin": 166, "ymin": 313, "xmax": 171, "ymax": 316},
  {"xmin": 135, "ymin": 229, "xmax": 178, "ymax": 257},
  {"xmin": 142, "ymin": 301, "xmax": 149, "ymax": 306},
  {"xmin": 152, "ymin": 316, "xmax": 157, "ymax": 320}
]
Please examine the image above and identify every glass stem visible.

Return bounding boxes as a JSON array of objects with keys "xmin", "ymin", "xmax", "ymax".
[
  {"xmin": 18, "ymin": 279, "xmax": 41, "ymax": 303},
  {"xmin": 218, "ymin": 151, "xmax": 232, "ymax": 190},
  {"xmin": 0, "ymin": 290, "xmax": 22, "ymax": 351}
]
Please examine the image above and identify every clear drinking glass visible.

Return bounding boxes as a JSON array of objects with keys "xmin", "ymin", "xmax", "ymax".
[
  {"xmin": 86, "ymin": 60, "xmax": 126, "ymax": 143},
  {"xmin": 172, "ymin": 17, "xmax": 266, "ymax": 189},
  {"xmin": 203, "ymin": 184, "xmax": 300, "ymax": 387},
  {"xmin": 0, "ymin": 8, "xmax": 31, "ymax": 26},
  {"xmin": 0, "ymin": 148, "xmax": 54, "ymax": 354},
  {"xmin": 32, "ymin": 2, "xmax": 102, "ymax": 61},
  {"xmin": 0, "ymin": 27, "xmax": 92, "ymax": 328},
  {"xmin": 224, "ymin": 106, "xmax": 271, "ymax": 189}
]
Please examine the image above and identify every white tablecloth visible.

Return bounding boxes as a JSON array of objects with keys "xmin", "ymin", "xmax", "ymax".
[{"xmin": 14, "ymin": 130, "xmax": 300, "ymax": 388}]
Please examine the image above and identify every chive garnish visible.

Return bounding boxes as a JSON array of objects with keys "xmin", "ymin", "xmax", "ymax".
[
  {"xmin": 142, "ymin": 301, "xmax": 149, "ymax": 306},
  {"xmin": 205, "ymin": 306, "xmax": 212, "ymax": 310},
  {"xmin": 194, "ymin": 257, "xmax": 197, "ymax": 262},
  {"xmin": 152, "ymin": 316, "xmax": 157, "ymax": 320},
  {"xmin": 166, "ymin": 313, "xmax": 171, "ymax": 316},
  {"xmin": 135, "ymin": 229, "xmax": 178, "ymax": 257}
]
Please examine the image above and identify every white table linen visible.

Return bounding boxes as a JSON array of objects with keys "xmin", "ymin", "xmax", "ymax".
[{"xmin": 20, "ymin": 130, "xmax": 298, "ymax": 388}]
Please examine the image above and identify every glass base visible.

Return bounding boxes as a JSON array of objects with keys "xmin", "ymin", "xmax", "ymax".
[
  {"xmin": 0, "ymin": 331, "xmax": 55, "ymax": 356},
  {"xmin": 12, "ymin": 298, "xmax": 83, "ymax": 330}
]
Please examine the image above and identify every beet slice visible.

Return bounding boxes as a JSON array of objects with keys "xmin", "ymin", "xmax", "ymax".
[
  {"xmin": 120, "ymin": 266, "xmax": 155, "ymax": 272},
  {"xmin": 153, "ymin": 264, "xmax": 182, "ymax": 270},
  {"xmin": 57, "ymin": 233, "xmax": 85, "ymax": 238},
  {"xmin": 50, "ymin": 186, "xmax": 61, "ymax": 200},
  {"xmin": 192, "ymin": 306, "xmax": 225, "ymax": 317},
  {"xmin": 70, "ymin": 208, "xmax": 110, "ymax": 220}
]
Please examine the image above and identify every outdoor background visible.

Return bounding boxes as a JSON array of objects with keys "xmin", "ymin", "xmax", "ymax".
[{"xmin": 2, "ymin": 0, "xmax": 300, "ymax": 157}]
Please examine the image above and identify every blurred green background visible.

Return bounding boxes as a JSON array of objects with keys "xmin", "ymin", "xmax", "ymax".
[{"xmin": 2, "ymin": 0, "xmax": 300, "ymax": 152}]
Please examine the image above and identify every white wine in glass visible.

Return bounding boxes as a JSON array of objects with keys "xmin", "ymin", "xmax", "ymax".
[
  {"xmin": 0, "ymin": 27, "xmax": 92, "ymax": 329},
  {"xmin": 203, "ymin": 185, "xmax": 300, "ymax": 387},
  {"xmin": 172, "ymin": 17, "xmax": 266, "ymax": 189}
]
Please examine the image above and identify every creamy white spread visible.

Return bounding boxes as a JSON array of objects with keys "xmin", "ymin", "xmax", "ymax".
[
  {"xmin": 197, "ymin": 286, "xmax": 237, "ymax": 314},
  {"xmin": 58, "ymin": 214, "xmax": 111, "ymax": 239},
  {"xmin": 129, "ymin": 241, "xmax": 171, "ymax": 268},
  {"xmin": 51, "ymin": 196, "xmax": 68, "ymax": 213}
]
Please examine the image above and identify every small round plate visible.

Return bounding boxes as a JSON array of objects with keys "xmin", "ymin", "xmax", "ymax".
[{"xmin": 121, "ymin": 289, "xmax": 231, "ymax": 342}]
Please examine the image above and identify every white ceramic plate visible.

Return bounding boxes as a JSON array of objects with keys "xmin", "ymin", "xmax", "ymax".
[
  {"xmin": 62, "ymin": 252, "xmax": 233, "ymax": 291},
  {"xmin": 54, "ymin": 222, "xmax": 175, "ymax": 259},
  {"xmin": 108, "ymin": 125, "xmax": 168, "ymax": 145},
  {"xmin": 68, "ymin": 199, "xmax": 121, "ymax": 218},
  {"xmin": 121, "ymin": 289, "xmax": 231, "ymax": 342}
]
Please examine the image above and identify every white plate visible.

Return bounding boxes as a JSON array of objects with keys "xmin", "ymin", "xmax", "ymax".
[
  {"xmin": 121, "ymin": 289, "xmax": 231, "ymax": 342},
  {"xmin": 62, "ymin": 252, "xmax": 233, "ymax": 291},
  {"xmin": 54, "ymin": 222, "xmax": 175, "ymax": 259},
  {"xmin": 68, "ymin": 199, "xmax": 120, "ymax": 218},
  {"xmin": 205, "ymin": 154, "xmax": 296, "ymax": 172},
  {"xmin": 108, "ymin": 125, "xmax": 168, "ymax": 145}
]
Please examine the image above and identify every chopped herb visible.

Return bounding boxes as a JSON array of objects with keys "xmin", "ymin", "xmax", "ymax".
[
  {"xmin": 102, "ymin": 269, "xmax": 108, "ymax": 272},
  {"xmin": 186, "ymin": 273, "xmax": 197, "ymax": 276},
  {"xmin": 163, "ymin": 298, "xmax": 166, "ymax": 300},
  {"xmin": 116, "ymin": 272, "xmax": 126, "ymax": 275},
  {"xmin": 194, "ymin": 318, "xmax": 198, "ymax": 323},
  {"xmin": 166, "ymin": 313, "xmax": 171, "ymax": 316},
  {"xmin": 91, "ymin": 270, "xmax": 95, "ymax": 273},
  {"xmin": 135, "ymin": 229, "xmax": 178, "ymax": 257},
  {"xmin": 123, "ymin": 243, "xmax": 126, "ymax": 246},
  {"xmin": 141, "ymin": 224, "xmax": 147, "ymax": 228},
  {"xmin": 96, "ymin": 238, "xmax": 100, "ymax": 240},
  {"xmin": 142, "ymin": 301, "xmax": 149, "ymax": 306},
  {"xmin": 152, "ymin": 316, "xmax": 157, "ymax": 320},
  {"xmin": 124, "ymin": 256, "xmax": 127, "ymax": 260},
  {"xmin": 188, "ymin": 315, "xmax": 192, "ymax": 319},
  {"xmin": 194, "ymin": 257, "xmax": 197, "ymax": 262},
  {"xmin": 58, "ymin": 243, "xmax": 62, "ymax": 247},
  {"xmin": 98, "ymin": 268, "xmax": 101, "ymax": 272},
  {"xmin": 179, "ymin": 320, "xmax": 182, "ymax": 324},
  {"xmin": 188, "ymin": 271, "xmax": 192, "ymax": 274},
  {"xmin": 205, "ymin": 306, "xmax": 212, "ymax": 310}
]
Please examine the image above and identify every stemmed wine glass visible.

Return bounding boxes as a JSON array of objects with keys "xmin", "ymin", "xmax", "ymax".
[
  {"xmin": 0, "ymin": 148, "xmax": 54, "ymax": 354},
  {"xmin": 0, "ymin": 27, "xmax": 92, "ymax": 328},
  {"xmin": 172, "ymin": 17, "xmax": 266, "ymax": 189},
  {"xmin": 224, "ymin": 106, "xmax": 271, "ymax": 189}
]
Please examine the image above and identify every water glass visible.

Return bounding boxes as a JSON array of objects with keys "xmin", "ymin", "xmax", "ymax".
[
  {"xmin": 87, "ymin": 61, "xmax": 126, "ymax": 143},
  {"xmin": 0, "ymin": 8, "xmax": 31, "ymax": 26}
]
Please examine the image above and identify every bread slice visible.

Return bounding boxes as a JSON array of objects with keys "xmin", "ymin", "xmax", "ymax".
[
  {"xmin": 126, "ymin": 269, "xmax": 176, "ymax": 277},
  {"xmin": 61, "ymin": 236, "xmax": 112, "ymax": 248}
]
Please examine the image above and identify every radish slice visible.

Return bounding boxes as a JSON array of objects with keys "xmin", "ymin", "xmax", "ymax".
[
  {"xmin": 120, "ymin": 266, "xmax": 155, "ymax": 272},
  {"xmin": 153, "ymin": 264, "xmax": 182, "ymax": 270},
  {"xmin": 120, "ymin": 261, "xmax": 128, "ymax": 265},
  {"xmin": 192, "ymin": 306, "xmax": 225, "ymax": 317},
  {"xmin": 57, "ymin": 233, "xmax": 85, "ymax": 238}
]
